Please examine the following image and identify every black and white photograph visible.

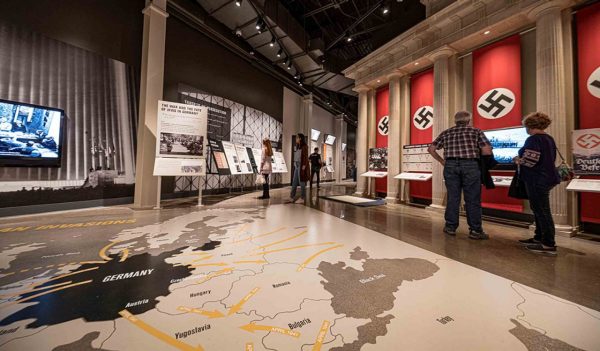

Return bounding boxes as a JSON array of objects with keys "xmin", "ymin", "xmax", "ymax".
[{"xmin": 159, "ymin": 132, "xmax": 204, "ymax": 157}]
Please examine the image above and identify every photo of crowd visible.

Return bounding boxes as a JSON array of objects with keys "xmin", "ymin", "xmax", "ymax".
[{"xmin": 159, "ymin": 132, "xmax": 204, "ymax": 157}]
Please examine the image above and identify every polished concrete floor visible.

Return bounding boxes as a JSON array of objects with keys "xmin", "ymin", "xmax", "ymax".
[{"xmin": 0, "ymin": 184, "xmax": 599, "ymax": 350}]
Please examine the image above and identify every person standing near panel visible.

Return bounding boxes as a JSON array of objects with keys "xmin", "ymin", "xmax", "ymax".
[
  {"xmin": 309, "ymin": 147, "xmax": 323, "ymax": 189},
  {"xmin": 428, "ymin": 111, "xmax": 492, "ymax": 240},
  {"xmin": 258, "ymin": 138, "xmax": 273, "ymax": 200},
  {"xmin": 288, "ymin": 133, "xmax": 309, "ymax": 204},
  {"xmin": 513, "ymin": 112, "xmax": 560, "ymax": 255}
]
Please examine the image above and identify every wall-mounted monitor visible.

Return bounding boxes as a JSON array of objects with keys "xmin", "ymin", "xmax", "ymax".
[
  {"xmin": 483, "ymin": 126, "xmax": 529, "ymax": 170},
  {"xmin": 0, "ymin": 99, "xmax": 65, "ymax": 167},
  {"xmin": 311, "ymin": 129, "xmax": 321, "ymax": 141},
  {"xmin": 324, "ymin": 134, "xmax": 336, "ymax": 145}
]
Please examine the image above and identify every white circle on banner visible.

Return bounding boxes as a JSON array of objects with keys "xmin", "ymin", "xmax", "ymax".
[
  {"xmin": 412, "ymin": 106, "xmax": 433, "ymax": 130},
  {"xmin": 476, "ymin": 87, "xmax": 516, "ymax": 119},
  {"xmin": 587, "ymin": 66, "xmax": 600, "ymax": 99},
  {"xmin": 377, "ymin": 115, "xmax": 389, "ymax": 136}
]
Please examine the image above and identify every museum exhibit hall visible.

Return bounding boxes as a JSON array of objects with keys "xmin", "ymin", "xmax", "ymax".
[{"xmin": 1, "ymin": 0, "xmax": 600, "ymax": 350}]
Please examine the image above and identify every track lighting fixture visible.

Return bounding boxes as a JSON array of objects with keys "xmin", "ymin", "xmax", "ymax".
[
  {"xmin": 276, "ymin": 49, "xmax": 282, "ymax": 58},
  {"xmin": 235, "ymin": 0, "xmax": 242, "ymax": 7}
]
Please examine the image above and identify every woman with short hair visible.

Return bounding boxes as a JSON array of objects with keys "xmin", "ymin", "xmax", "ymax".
[
  {"xmin": 514, "ymin": 112, "xmax": 561, "ymax": 255},
  {"xmin": 258, "ymin": 138, "xmax": 273, "ymax": 200}
]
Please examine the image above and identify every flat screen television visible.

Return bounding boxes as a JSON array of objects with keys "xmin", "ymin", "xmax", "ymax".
[
  {"xmin": 324, "ymin": 135, "xmax": 336, "ymax": 145},
  {"xmin": 483, "ymin": 126, "xmax": 529, "ymax": 170},
  {"xmin": 311, "ymin": 129, "xmax": 321, "ymax": 141},
  {"xmin": 0, "ymin": 99, "xmax": 65, "ymax": 167}
]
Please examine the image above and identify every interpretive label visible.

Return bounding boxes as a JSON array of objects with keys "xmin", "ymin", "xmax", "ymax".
[
  {"xmin": 102, "ymin": 269, "xmax": 154, "ymax": 283},
  {"xmin": 288, "ymin": 318, "xmax": 311, "ymax": 330},
  {"xmin": 175, "ymin": 324, "xmax": 211, "ymax": 339}
]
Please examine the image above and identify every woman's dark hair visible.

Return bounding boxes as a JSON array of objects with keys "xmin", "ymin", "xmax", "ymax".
[{"xmin": 297, "ymin": 133, "xmax": 307, "ymax": 147}]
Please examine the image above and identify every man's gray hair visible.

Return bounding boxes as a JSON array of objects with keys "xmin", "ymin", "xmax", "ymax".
[{"xmin": 454, "ymin": 111, "xmax": 471, "ymax": 125}]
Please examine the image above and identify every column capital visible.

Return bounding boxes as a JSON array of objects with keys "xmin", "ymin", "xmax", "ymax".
[
  {"xmin": 143, "ymin": 1, "xmax": 169, "ymax": 18},
  {"xmin": 353, "ymin": 84, "xmax": 372, "ymax": 94},
  {"xmin": 427, "ymin": 45, "xmax": 456, "ymax": 62},
  {"xmin": 527, "ymin": 0, "xmax": 573, "ymax": 20},
  {"xmin": 303, "ymin": 94, "xmax": 313, "ymax": 103},
  {"xmin": 386, "ymin": 70, "xmax": 406, "ymax": 81}
]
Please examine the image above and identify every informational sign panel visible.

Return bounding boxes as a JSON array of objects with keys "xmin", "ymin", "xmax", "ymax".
[
  {"xmin": 368, "ymin": 148, "xmax": 388, "ymax": 172},
  {"xmin": 394, "ymin": 173, "xmax": 432, "ymax": 181},
  {"xmin": 272, "ymin": 152, "xmax": 288, "ymax": 173},
  {"xmin": 235, "ymin": 144, "xmax": 254, "ymax": 174},
  {"xmin": 573, "ymin": 128, "xmax": 600, "ymax": 175},
  {"xmin": 220, "ymin": 141, "xmax": 243, "ymax": 175},
  {"xmin": 154, "ymin": 158, "xmax": 206, "ymax": 176},
  {"xmin": 154, "ymin": 101, "xmax": 207, "ymax": 176},
  {"xmin": 567, "ymin": 178, "xmax": 600, "ymax": 193},
  {"xmin": 402, "ymin": 144, "xmax": 432, "ymax": 172},
  {"xmin": 247, "ymin": 148, "xmax": 260, "ymax": 174},
  {"xmin": 209, "ymin": 139, "xmax": 231, "ymax": 175}
]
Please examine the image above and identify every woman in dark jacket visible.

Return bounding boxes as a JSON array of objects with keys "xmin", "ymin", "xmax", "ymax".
[
  {"xmin": 289, "ymin": 133, "xmax": 310, "ymax": 204},
  {"xmin": 513, "ymin": 112, "xmax": 561, "ymax": 255}
]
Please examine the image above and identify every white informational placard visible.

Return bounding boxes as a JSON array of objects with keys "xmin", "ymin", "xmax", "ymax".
[
  {"xmin": 491, "ymin": 176, "xmax": 513, "ymax": 187},
  {"xmin": 361, "ymin": 171, "xmax": 388, "ymax": 178},
  {"xmin": 566, "ymin": 178, "xmax": 600, "ymax": 193},
  {"xmin": 402, "ymin": 144, "xmax": 433, "ymax": 173},
  {"xmin": 235, "ymin": 144, "xmax": 254, "ymax": 174},
  {"xmin": 311, "ymin": 129, "xmax": 321, "ymax": 141},
  {"xmin": 272, "ymin": 152, "xmax": 288, "ymax": 173},
  {"xmin": 394, "ymin": 173, "xmax": 432, "ymax": 181},
  {"xmin": 156, "ymin": 100, "xmax": 207, "ymax": 159},
  {"xmin": 325, "ymin": 135, "xmax": 336, "ymax": 145},
  {"xmin": 221, "ymin": 141, "xmax": 243, "ymax": 175},
  {"xmin": 154, "ymin": 100, "xmax": 208, "ymax": 177},
  {"xmin": 251, "ymin": 148, "xmax": 263, "ymax": 173},
  {"xmin": 154, "ymin": 158, "xmax": 206, "ymax": 176},
  {"xmin": 572, "ymin": 128, "xmax": 600, "ymax": 175}
]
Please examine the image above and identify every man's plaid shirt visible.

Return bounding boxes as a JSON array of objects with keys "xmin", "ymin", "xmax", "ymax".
[{"xmin": 432, "ymin": 125, "xmax": 490, "ymax": 159}]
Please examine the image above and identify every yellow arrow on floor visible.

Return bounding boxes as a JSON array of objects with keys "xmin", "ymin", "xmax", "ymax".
[
  {"xmin": 228, "ymin": 287, "xmax": 260, "ymax": 315},
  {"xmin": 297, "ymin": 245, "xmax": 344, "ymax": 272},
  {"xmin": 245, "ymin": 342, "xmax": 254, "ymax": 350},
  {"xmin": 253, "ymin": 230, "xmax": 307, "ymax": 251},
  {"xmin": 98, "ymin": 241, "xmax": 120, "ymax": 261},
  {"xmin": 239, "ymin": 323, "xmax": 300, "ymax": 338},
  {"xmin": 177, "ymin": 306, "xmax": 225, "ymax": 319},
  {"xmin": 311, "ymin": 320, "xmax": 331, "ymax": 351},
  {"xmin": 195, "ymin": 268, "xmax": 233, "ymax": 284},
  {"xmin": 190, "ymin": 262, "xmax": 229, "ymax": 268},
  {"xmin": 119, "ymin": 249, "xmax": 130, "ymax": 262},
  {"xmin": 119, "ymin": 309, "xmax": 204, "ymax": 351},
  {"xmin": 247, "ymin": 242, "xmax": 338, "ymax": 257},
  {"xmin": 233, "ymin": 260, "xmax": 268, "ymax": 265}
]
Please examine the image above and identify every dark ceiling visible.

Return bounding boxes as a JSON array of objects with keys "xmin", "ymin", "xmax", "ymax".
[{"xmin": 279, "ymin": 0, "xmax": 425, "ymax": 67}]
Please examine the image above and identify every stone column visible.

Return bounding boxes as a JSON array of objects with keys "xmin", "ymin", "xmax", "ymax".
[
  {"xmin": 334, "ymin": 115, "xmax": 346, "ymax": 183},
  {"xmin": 367, "ymin": 90, "xmax": 377, "ymax": 196},
  {"xmin": 133, "ymin": 0, "xmax": 168, "ymax": 209},
  {"xmin": 386, "ymin": 72, "xmax": 404, "ymax": 202},
  {"xmin": 399, "ymin": 76, "xmax": 412, "ymax": 203},
  {"xmin": 529, "ymin": 0, "xmax": 575, "ymax": 235},
  {"xmin": 354, "ymin": 86, "xmax": 370, "ymax": 195},
  {"xmin": 300, "ymin": 94, "xmax": 313, "ymax": 139},
  {"xmin": 428, "ymin": 46, "xmax": 456, "ymax": 210}
]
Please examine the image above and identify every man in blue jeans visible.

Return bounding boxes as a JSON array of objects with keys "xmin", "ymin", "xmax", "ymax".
[{"xmin": 428, "ymin": 111, "xmax": 492, "ymax": 240}]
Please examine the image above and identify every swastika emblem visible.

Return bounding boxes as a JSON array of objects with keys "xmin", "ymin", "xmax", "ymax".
[
  {"xmin": 413, "ymin": 106, "xmax": 433, "ymax": 130},
  {"xmin": 577, "ymin": 133, "xmax": 600, "ymax": 149},
  {"xmin": 477, "ymin": 88, "xmax": 516, "ymax": 120},
  {"xmin": 378, "ymin": 115, "xmax": 389, "ymax": 136},
  {"xmin": 587, "ymin": 67, "xmax": 600, "ymax": 99}
]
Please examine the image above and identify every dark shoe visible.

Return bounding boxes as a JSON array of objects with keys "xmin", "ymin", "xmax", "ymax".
[
  {"xmin": 257, "ymin": 196, "xmax": 270, "ymax": 200},
  {"xmin": 443, "ymin": 226, "xmax": 457, "ymax": 236},
  {"xmin": 526, "ymin": 243, "xmax": 557, "ymax": 255},
  {"xmin": 519, "ymin": 238, "xmax": 541, "ymax": 245},
  {"xmin": 468, "ymin": 230, "xmax": 489, "ymax": 240}
]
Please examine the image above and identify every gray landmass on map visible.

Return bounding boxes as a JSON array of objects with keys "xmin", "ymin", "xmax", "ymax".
[
  {"xmin": 509, "ymin": 319, "xmax": 585, "ymax": 351},
  {"xmin": 52, "ymin": 332, "xmax": 114, "ymax": 351},
  {"xmin": 330, "ymin": 314, "xmax": 394, "ymax": 351},
  {"xmin": 318, "ymin": 247, "xmax": 439, "ymax": 350}
]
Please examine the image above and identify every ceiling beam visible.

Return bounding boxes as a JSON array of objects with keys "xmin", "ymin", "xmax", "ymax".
[
  {"xmin": 326, "ymin": 0, "xmax": 383, "ymax": 50},
  {"xmin": 303, "ymin": 0, "xmax": 349, "ymax": 18}
]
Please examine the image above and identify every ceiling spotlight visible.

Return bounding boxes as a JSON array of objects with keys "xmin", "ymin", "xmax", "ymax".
[
  {"xmin": 382, "ymin": 7, "xmax": 389, "ymax": 14},
  {"xmin": 299, "ymin": 81, "xmax": 303, "ymax": 87},
  {"xmin": 235, "ymin": 0, "xmax": 242, "ymax": 6},
  {"xmin": 287, "ymin": 62, "xmax": 292, "ymax": 70},
  {"xmin": 255, "ymin": 20, "xmax": 261, "ymax": 30},
  {"xmin": 414, "ymin": 62, "xmax": 419, "ymax": 66},
  {"xmin": 483, "ymin": 30, "xmax": 491, "ymax": 35},
  {"xmin": 276, "ymin": 49, "xmax": 282, "ymax": 58},
  {"xmin": 270, "ymin": 38, "xmax": 275, "ymax": 47},
  {"xmin": 346, "ymin": 36, "xmax": 353, "ymax": 42}
]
